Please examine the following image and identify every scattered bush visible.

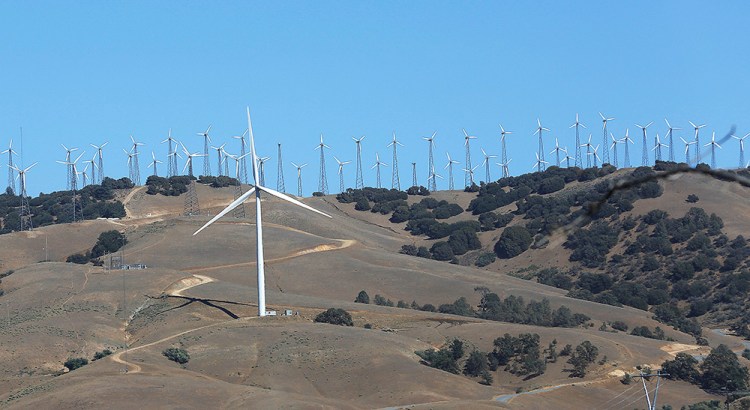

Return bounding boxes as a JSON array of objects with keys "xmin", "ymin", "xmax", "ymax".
[
  {"xmin": 314, "ymin": 308, "xmax": 354, "ymax": 326},
  {"xmin": 64, "ymin": 357, "xmax": 89, "ymax": 371},
  {"xmin": 162, "ymin": 347, "xmax": 190, "ymax": 364}
]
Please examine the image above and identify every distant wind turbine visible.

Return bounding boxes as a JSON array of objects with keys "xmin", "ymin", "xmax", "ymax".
[
  {"xmin": 444, "ymin": 152, "xmax": 459, "ymax": 190},
  {"xmin": 569, "ymin": 114, "xmax": 586, "ymax": 168},
  {"xmin": 291, "ymin": 162, "xmax": 307, "ymax": 197},
  {"xmin": 689, "ymin": 121, "xmax": 707, "ymax": 164},
  {"xmin": 480, "ymin": 148, "xmax": 497, "ymax": 183},
  {"xmin": 733, "ymin": 133, "xmax": 749, "ymax": 168},
  {"xmin": 462, "ymin": 128, "xmax": 477, "ymax": 186},
  {"xmin": 533, "ymin": 119, "xmax": 549, "ymax": 172},
  {"xmin": 635, "ymin": 121, "xmax": 653, "ymax": 166},
  {"xmin": 599, "ymin": 112, "xmax": 614, "ymax": 164},
  {"xmin": 387, "ymin": 132, "xmax": 403, "ymax": 190},
  {"xmin": 499, "ymin": 124, "xmax": 512, "ymax": 177},
  {"xmin": 704, "ymin": 131, "xmax": 721, "ymax": 169},
  {"xmin": 664, "ymin": 118, "xmax": 681, "ymax": 162},
  {"xmin": 372, "ymin": 153, "xmax": 388, "ymax": 189},
  {"xmin": 334, "ymin": 156, "xmax": 351, "ymax": 193}
]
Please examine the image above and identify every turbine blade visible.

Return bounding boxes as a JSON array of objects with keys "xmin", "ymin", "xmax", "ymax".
[
  {"xmin": 258, "ymin": 186, "xmax": 332, "ymax": 218},
  {"xmin": 193, "ymin": 187, "xmax": 258, "ymax": 235}
]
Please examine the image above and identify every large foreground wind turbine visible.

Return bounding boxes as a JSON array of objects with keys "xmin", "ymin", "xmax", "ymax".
[{"xmin": 194, "ymin": 108, "xmax": 331, "ymax": 318}]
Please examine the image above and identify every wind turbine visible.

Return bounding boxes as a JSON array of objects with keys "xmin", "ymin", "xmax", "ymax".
[
  {"xmin": 84, "ymin": 153, "xmax": 97, "ymax": 184},
  {"xmin": 181, "ymin": 143, "xmax": 205, "ymax": 178},
  {"xmin": 689, "ymin": 121, "xmax": 707, "ymax": 164},
  {"xmin": 353, "ymin": 136, "xmax": 365, "ymax": 189},
  {"xmin": 733, "ymin": 133, "xmax": 749, "ymax": 168},
  {"xmin": 2, "ymin": 140, "xmax": 17, "ymax": 195},
  {"xmin": 222, "ymin": 147, "xmax": 232, "ymax": 177},
  {"xmin": 276, "ymin": 143, "xmax": 286, "ymax": 192},
  {"xmin": 257, "ymin": 156, "xmax": 271, "ymax": 186},
  {"xmin": 427, "ymin": 167, "xmax": 443, "ymax": 189},
  {"xmin": 569, "ymin": 114, "xmax": 586, "ymax": 168},
  {"xmin": 580, "ymin": 134, "xmax": 595, "ymax": 168},
  {"xmin": 123, "ymin": 149, "xmax": 137, "ymax": 183},
  {"xmin": 211, "ymin": 143, "xmax": 227, "ymax": 176},
  {"xmin": 462, "ymin": 163, "xmax": 480, "ymax": 186},
  {"xmin": 599, "ymin": 112, "xmax": 614, "ymax": 164},
  {"xmin": 197, "ymin": 125, "xmax": 212, "ymax": 176},
  {"xmin": 562, "ymin": 150, "xmax": 573, "ymax": 168},
  {"xmin": 334, "ymin": 156, "xmax": 351, "ymax": 193},
  {"xmin": 550, "ymin": 138, "xmax": 565, "ymax": 167},
  {"xmin": 11, "ymin": 162, "xmax": 37, "ymax": 231},
  {"xmin": 315, "ymin": 134, "xmax": 330, "ymax": 195},
  {"xmin": 499, "ymin": 124, "xmax": 512, "ymax": 175},
  {"xmin": 194, "ymin": 108, "xmax": 332, "ymax": 318},
  {"xmin": 444, "ymin": 152, "xmax": 459, "ymax": 190},
  {"xmin": 664, "ymin": 119, "xmax": 681, "ymax": 162},
  {"xmin": 423, "ymin": 132, "xmax": 437, "ymax": 191},
  {"xmin": 652, "ymin": 134, "xmax": 668, "ymax": 162},
  {"xmin": 610, "ymin": 133, "xmax": 620, "ymax": 168},
  {"xmin": 635, "ymin": 122, "xmax": 653, "ymax": 166},
  {"xmin": 411, "ymin": 162, "xmax": 417, "ymax": 188},
  {"xmin": 161, "ymin": 129, "xmax": 179, "ymax": 178},
  {"xmin": 622, "ymin": 129, "xmax": 634, "ymax": 168},
  {"xmin": 80, "ymin": 164, "xmax": 90, "ymax": 187},
  {"xmin": 148, "ymin": 152, "xmax": 162, "ymax": 177},
  {"xmin": 291, "ymin": 162, "xmax": 307, "ymax": 197},
  {"xmin": 680, "ymin": 137, "xmax": 695, "ymax": 164},
  {"xmin": 58, "ymin": 151, "xmax": 85, "ymax": 221},
  {"xmin": 387, "ymin": 132, "xmax": 403, "ymax": 190},
  {"xmin": 704, "ymin": 131, "xmax": 721, "ymax": 169},
  {"xmin": 129, "ymin": 135, "xmax": 145, "ymax": 185},
  {"xmin": 531, "ymin": 153, "xmax": 548, "ymax": 172},
  {"xmin": 591, "ymin": 144, "xmax": 602, "ymax": 168},
  {"xmin": 372, "ymin": 153, "xmax": 388, "ymax": 189},
  {"xmin": 233, "ymin": 128, "xmax": 250, "ymax": 184},
  {"xmin": 462, "ymin": 128, "xmax": 477, "ymax": 186},
  {"xmin": 533, "ymin": 119, "xmax": 549, "ymax": 172},
  {"xmin": 480, "ymin": 148, "xmax": 497, "ymax": 183},
  {"xmin": 61, "ymin": 144, "xmax": 78, "ymax": 190},
  {"xmin": 499, "ymin": 158, "xmax": 512, "ymax": 177},
  {"xmin": 90, "ymin": 142, "xmax": 108, "ymax": 184}
]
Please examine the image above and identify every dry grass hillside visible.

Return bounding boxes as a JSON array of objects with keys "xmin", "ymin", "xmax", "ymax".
[{"xmin": 0, "ymin": 171, "xmax": 748, "ymax": 409}]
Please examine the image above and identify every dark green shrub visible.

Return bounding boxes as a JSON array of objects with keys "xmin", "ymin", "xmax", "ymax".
[
  {"xmin": 162, "ymin": 347, "xmax": 190, "ymax": 364},
  {"xmin": 314, "ymin": 308, "xmax": 354, "ymax": 326},
  {"xmin": 354, "ymin": 290, "xmax": 370, "ymax": 304},
  {"xmin": 64, "ymin": 357, "xmax": 89, "ymax": 371},
  {"xmin": 494, "ymin": 226, "xmax": 532, "ymax": 258},
  {"xmin": 93, "ymin": 349, "xmax": 113, "ymax": 360}
]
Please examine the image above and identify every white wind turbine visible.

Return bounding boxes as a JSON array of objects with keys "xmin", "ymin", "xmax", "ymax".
[
  {"xmin": 499, "ymin": 124, "xmax": 512, "ymax": 176},
  {"xmin": 148, "ymin": 152, "xmax": 162, "ymax": 177},
  {"xmin": 733, "ymin": 133, "xmax": 749, "ymax": 168},
  {"xmin": 444, "ymin": 152, "xmax": 459, "ymax": 190},
  {"xmin": 704, "ymin": 131, "xmax": 721, "ymax": 169},
  {"xmin": 372, "ymin": 153, "xmax": 388, "ymax": 189},
  {"xmin": 12, "ymin": 162, "xmax": 36, "ymax": 198},
  {"xmin": 423, "ymin": 132, "xmax": 437, "ymax": 191},
  {"xmin": 550, "ymin": 138, "xmax": 565, "ymax": 167},
  {"xmin": 635, "ymin": 121, "xmax": 653, "ymax": 166},
  {"xmin": 194, "ymin": 108, "xmax": 332, "ymax": 318},
  {"xmin": 211, "ymin": 143, "xmax": 227, "ymax": 176},
  {"xmin": 480, "ymin": 148, "xmax": 497, "ymax": 183},
  {"xmin": 161, "ymin": 129, "xmax": 179, "ymax": 178},
  {"xmin": 463, "ymin": 164, "xmax": 480, "ymax": 186},
  {"xmin": 580, "ymin": 134, "xmax": 595, "ymax": 168},
  {"xmin": 386, "ymin": 132, "xmax": 403, "ymax": 190},
  {"xmin": 462, "ymin": 128, "xmax": 477, "ymax": 187},
  {"xmin": 84, "ymin": 153, "xmax": 97, "ymax": 184},
  {"xmin": 689, "ymin": 121, "xmax": 707, "ymax": 164},
  {"xmin": 590, "ymin": 144, "xmax": 601, "ymax": 168},
  {"xmin": 334, "ymin": 156, "xmax": 351, "ymax": 193},
  {"xmin": 531, "ymin": 153, "xmax": 548, "ymax": 171},
  {"xmin": 181, "ymin": 143, "xmax": 205, "ymax": 178},
  {"xmin": 652, "ymin": 134, "xmax": 668, "ymax": 162},
  {"xmin": 2, "ymin": 140, "xmax": 17, "ymax": 195},
  {"xmin": 533, "ymin": 119, "xmax": 550, "ymax": 172},
  {"xmin": 622, "ymin": 129, "xmax": 634, "ymax": 168},
  {"xmin": 562, "ymin": 150, "xmax": 573, "ymax": 168},
  {"xmin": 499, "ymin": 158, "xmax": 512, "ymax": 176},
  {"xmin": 610, "ymin": 133, "xmax": 620, "ymax": 167},
  {"xmin": 599, "ymin": 112, "xmax": 614, "ymax": 164},
  {"xmin": 427, "ymin": 166, "xmax": 443, "ymax": 189},
  {"xmin": 680, "ymin": 137, "xmax": 695, "ymax": 164},
  {"xmin": 664, "ymin": 118, "xmax": 681, "ymax": 162},
  {"xmin": 291, "ymin": 162, "xmax": 307, "ymax": 197},
  {"xmin": 90, "ymin": 142, "xmax": 108, "ymax": 184},
  {"xmin": 197, "ymin": 124, "xmax": 212, "ymax": 176},
  {"xmin": 257, "ymin": 156, "xmax": 271, "ymax": 186},
  {"xmin": 569, "ymin": 113, "xmax": 586, "ymax": 168}
]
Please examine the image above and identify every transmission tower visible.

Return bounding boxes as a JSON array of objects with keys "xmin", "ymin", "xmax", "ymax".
[
  {"xmin": 184, "ymin": 180, "xmax": 200, "ymax": 216},
  {"xmin": 388, "ymin": 132, "xmax": 402, "ymax": 190},
  {"xmin": 462, "ymin": 129, "xmax": 476, "ymax": 186},
  {"xmin": 316, "ymin": 134, "xmax": 329, "ymax": 195},
  {"xmin": 353, "ymin": 136, "xmax": 364, "ymax": 189},
  {"xmin": 2, "ymin": 140, "xmax": 16, "ymax": 195},
  {"xmin": 411, "ymin": 162, "xmax": 417, "ymax": 187},
  {"xmin": 276, "ymin": 143, "xmax": 285, "ymax": 192}
]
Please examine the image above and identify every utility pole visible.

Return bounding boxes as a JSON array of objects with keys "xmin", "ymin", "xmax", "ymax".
[{"xmin": 631, "ymin": 370, "xmax": 668, "ymax": 410}]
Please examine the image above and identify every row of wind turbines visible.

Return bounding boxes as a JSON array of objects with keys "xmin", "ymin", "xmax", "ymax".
[{"xmin": 3, "ymin": 113, "xmax": 748, "ymax": 201}]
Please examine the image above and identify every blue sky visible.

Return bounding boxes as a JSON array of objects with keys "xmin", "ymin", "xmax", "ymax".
[{"xmin": 1, "ymin": 1, "xmax": 749, "ymax": 196}]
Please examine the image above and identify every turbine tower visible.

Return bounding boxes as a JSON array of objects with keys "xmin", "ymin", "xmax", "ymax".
[
  {"xmin": 233, "ymin": 129, "xmax": 249, "ymax": 183},
  {"xmin": 445, "ymin": 152, "xmax": 459, "ymax": 190},
  {"xmin": 463, "ymin": 164, "xmax": 480, "ymax": 186},
  {"xmin": 61, "ymin": 144, "xmax": 78, "ymax": 190},
  {"xmin": 680, "ymin": 137, "xmax": 695, "ymax": 164},
  {"xmin": 610, "ymin": 133, "xmax": 619, "ymax": 168},
  {"xmin": 161, "ymin": 129, "xmax": 178, "ymax": 178},
  {"xmin": 181, "ymin": 143, "xmax": 203, "ymax": 216},
  {"xmin": 334, "ymin": 156, "xmax": 351, "ymax": 193},
  {"xmin": 480, "ymin": 148, "xmax": 497, "ymax": 183},
  {"xmin": 58, "ymin": 151, "xmax": 85, "ymax": 222},
  {"xmin": 689, "ymin": 121, "xmax": 706, "ymax": 164},
  {"xmin": 733, "ymin": 133, "xmax": 749, "ymax": 168},
  {"xmin": 124, "ymin": 149, "xmax": 137, "ymax": 184},
  {"xmin": 129, "ymin": 136, "xmax": 144, "ymax": 185},
  {"xmin": 387, "ymin": 132, "xmax": 403, "ymax": 190},
  {"xmin": 291, "ymin": 162, "xmax": 307, "ymax": 197},
  {"xmin": 570, "ymin": 114, "xmax": 586, "ymax": 168},
  {"xmin": 181, "ymin": 143, "xmax": 204, "ymax": 178},
  {"xmin": 664, "ymin": 119, "xmax": 681, "ymax": 162},
  {"xmin": 462, "ymin": 128, "xmax": 477, "ymax": 186},
  {"xmin": 653, "ymin": 134, "xmax": 668, "ymax": 162},
  {"xmin": 411, "ymin": 162, "xmax": 417, "ymax": 188},
  {"xmin": 562, "ymin": 150, "xmax": 573, "ymax": 168},
  {"xmin": 372, "ymin": 153, "xmax": 387, "ymax": 189},
  {"xmin": 197, "ymin": 125, "xmax": 212, "ymax": 176},
  {"xmin": 531, "ymin": 153, "xmax": 548, "ymax": 172},
  {"xmin": 276, "ymin": 143, "xmax": 285, "ymax": 192},
  {"xmin": 315, "ymin": 134, "xmax": 330, "ymax": 195},
  {"xmin": 423, "ymin": 132, "xmax": 437, "ymax": 191},
  {"xmin": 635, "ymin": 122, "xmax": 653, "ymax": 166},
  {"xmin": 194, "ymin": 107, "xmax": 332, "ymax": 318},
  {"xmin": 12, "ymin": 163, "xmax": 37, "ymax": 231},
  {"xmin": 353, "ymin": 136, "xmax": 365, "ymax": 189},
  {"xmin": 427, "ymin": 167, "xmax": 443, "ymax": 190},
  {"xmin": 211, "ymin": 144, "xmax": 226, "ymax": 176},
  {"xmin": 90, "ymin": 142, "xmax": 108, "ymax": 184},
  {"xmin": 599, "ymin": 112, "xmax": 614, "ymax": 164},
  {"xmin": 550, "ymin": 138, "xmax": 564, "ymax": 167},
  {"xmin": 533, "ymin": 119, "xmax": 549, "ymax": 172},
  {"xmin": 580, "ymin": 134, "xmax": 594, "ymax": 168},
  {"xmin": 591, "ymin": 145, "xmax": 601, "ymax": 168},
  {"xmin": 85, "ymin": 153, "xmax": 97, "ymax": 185},
  {"xmin": 622, "ymin": 129, "xmax": 633, "ymax": 168},
  {"xmin": 148, "ymin": 152, "xmax": 162, "ymax": 177},
  {"xmin": 229, "ymin": 153, "xmax": 249, "ymax": 219},
  {"xmin": 499, "ymin": 125, "xmax": 512, "ymax": 176},
  {"xmin": 257, "ymin": 156, "xmax": 270, "ymax": 186},
  {"xmin": 2, "ymin": 140, "xmax": 17, "ymax": 195},
  {"xmin": 704, "ymin": 131, "xmax": 721, "ymax": 169},
  {"xmin": 500, "ymin": 158, "xmax": 512, "ymax": 176}
]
